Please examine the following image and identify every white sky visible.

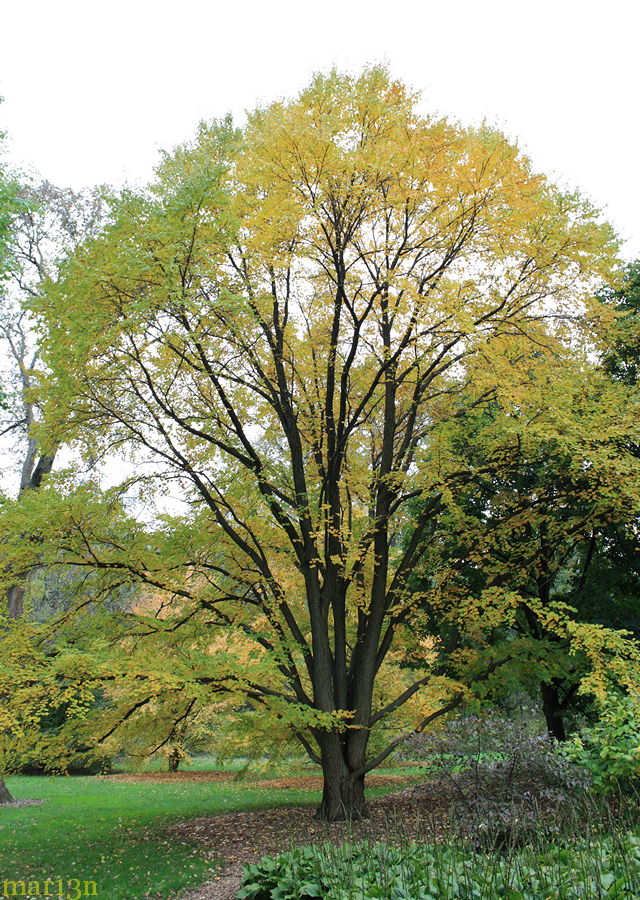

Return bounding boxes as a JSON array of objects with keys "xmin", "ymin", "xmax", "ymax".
[{"xmin": 1, "ymin": 0, "xmax": 639, "ymax": 258}]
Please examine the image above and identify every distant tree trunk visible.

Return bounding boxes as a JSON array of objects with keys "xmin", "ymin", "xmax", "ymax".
[
  {"xmin": 168, "ymin": 748, "xmax": 181, "ymax": 773},
  {"xmin": 0, "ymin": 779, "xmax": 13, "ymax": 804},
  {"xmin": 6, "ymin": 584, "xmax": 24, "ymax": 620},
  {"xmin": 541, "ymin": 681, "xmax": 567, "ymax": 741}
]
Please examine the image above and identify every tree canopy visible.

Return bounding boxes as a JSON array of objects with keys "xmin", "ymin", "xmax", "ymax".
[{"xmin": 8, "ymin": 67, "xmax": 637, "ymax": 818}]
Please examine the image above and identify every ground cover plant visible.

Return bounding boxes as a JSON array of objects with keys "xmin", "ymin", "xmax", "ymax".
[
  {"xmin": 237, "ymin": 829, "xmax": 640, "ymax": 900},
  {"xmin": 235, "ymin": 714, "xmax": 640, "ymax": 899}
]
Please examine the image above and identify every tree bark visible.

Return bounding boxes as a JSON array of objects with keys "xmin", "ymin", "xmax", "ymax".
[
  {"xmin": 6, "ymin": 451, "xmax": 57, "ymax": 619},
  {"xmin": 541, "ymin": 681, "xmax": 567, "ymax": 741},
  {"xmin": 315, "ymin": 734, "xmax": 368, "ymax": 821}
]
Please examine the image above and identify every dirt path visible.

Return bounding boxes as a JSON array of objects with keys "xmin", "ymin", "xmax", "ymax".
[
  {"xmin": 174, "ymin": 789, "xmax": 447, "ymax": 900},
  {"xmin": 179, "ymin": 864, "xmax": 245, "ymax": 900}
]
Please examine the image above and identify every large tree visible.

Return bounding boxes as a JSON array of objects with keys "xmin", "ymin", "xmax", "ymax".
[{"xmin": 33, "ymin": 68, "xmax": 622, "ymax": 818}]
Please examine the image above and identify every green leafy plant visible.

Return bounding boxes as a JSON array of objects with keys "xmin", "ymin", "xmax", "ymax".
[
  {"xmin": 238, "ymin": 831, "xmax": 640, "ymax": 900},
  {"xmin": 563, "ymin": 694, "xmax": 640, "ymax": 792}
]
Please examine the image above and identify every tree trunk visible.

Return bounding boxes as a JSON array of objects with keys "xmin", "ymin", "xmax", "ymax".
[
  {"xmin": 315, "ymin": 734, "xmax": 368, "ymax": 821},
  {"xmin": 0, "ymin": 778, "xmax": 13, "ymax": 804},
  {"xmin": 168, "ymin": 748, "xmax": 181, "ymax": 772},
  {"xmin": 7, "ymin": 584, "xmax": 24, "ymax": 619},
  {"xmin": 541, "ymin": 682, "xmax": 567, "ymax": 741}
]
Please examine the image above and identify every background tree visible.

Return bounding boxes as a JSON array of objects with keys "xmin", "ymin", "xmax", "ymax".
[
  {"xmin": 31, "ymin": 68, "xmax": 624, "ymax": 819},
  {"xmin": 601, "ymin": 261, "xmax": 640, "ymax": 388},
  {"xmin": 0, "ymin": 105, "xmax": 22, "ymax": 804},
  {"xmin": 0, "ymin": 179, "xmax": 106, "ymax": 619},
  {"xmin": 0, "ymin": 165, "xmax": 106, "ymax": 799},
  {"xmin": 408, "ymin": 355, "xmax": 640, "ymax": 741}
]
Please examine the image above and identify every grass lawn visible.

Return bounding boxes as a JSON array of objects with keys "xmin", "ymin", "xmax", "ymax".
[{"xmin": 0, "ymin": 770, "xmax": 412, "ymax": 900}]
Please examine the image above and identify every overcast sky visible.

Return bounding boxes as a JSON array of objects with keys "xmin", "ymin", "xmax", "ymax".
[{"xmin": 1, "ymin": 0, "xmax": 638, "ymax": 258}]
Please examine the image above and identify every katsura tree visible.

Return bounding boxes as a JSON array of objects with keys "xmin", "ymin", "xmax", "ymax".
[{"xmin": 32, "ymin": 67, "xmax": 622, "ymax": 818}]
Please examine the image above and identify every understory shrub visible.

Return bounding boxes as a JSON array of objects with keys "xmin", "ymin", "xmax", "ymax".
[{"xmin": 403, "ymin": 709, "xmax": 590, "ymax": 846}]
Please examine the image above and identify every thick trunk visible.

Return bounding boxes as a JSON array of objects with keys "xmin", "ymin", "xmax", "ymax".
[
  {"xmin": 541, "ymin": 682, "xmax": 567, "ymax": 741},
  {"xmin": 168, "ymin": 748, "xmax": 181, "ymax": 772},
  {"xmin": 0, "ymin": 778, "xmax": 13, "ymax": 804},
  {"xmin": 315, "ymin": 734, "xmax": 368, "ymax": 821},
  {"xmin": 315, "ymin": 761, "xmax": 367, "ymax": 821}
]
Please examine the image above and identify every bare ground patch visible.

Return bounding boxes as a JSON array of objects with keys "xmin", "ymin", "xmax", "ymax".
[{"xmin": 173, "ymin": 787, "xmax": 447, "ymax": 900}]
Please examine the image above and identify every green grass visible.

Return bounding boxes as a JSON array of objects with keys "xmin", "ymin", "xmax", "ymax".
[
  {"xmin": 0, "ymin": 770, "xmax": 414, "ymax": 900},
  {"xmin": 0, "ymin": 776, "xmax": 319, "ymax": 900}
]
